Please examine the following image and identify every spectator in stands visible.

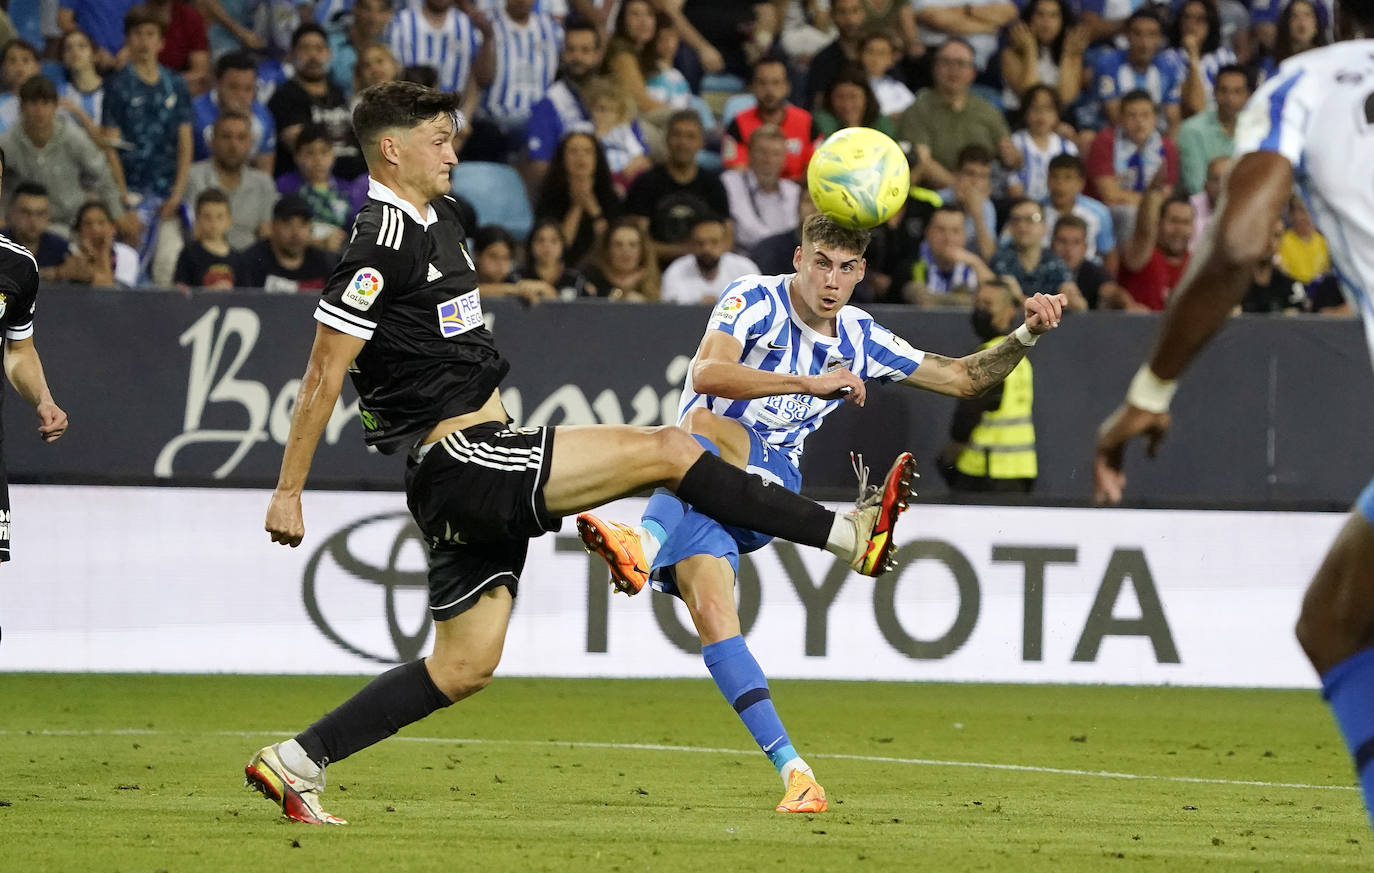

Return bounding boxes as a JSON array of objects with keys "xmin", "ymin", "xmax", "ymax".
[
  {"xmin": 57, "ymin": 1, "xmax": 136, "ymax": 69},
  {"xmin": 902, "ymin": 203, "xmax": 992, "ymax": 307},
  {"xmin": 814, "ymin": 69, "xmax": 897, "ymax": 138},
  {"xmin": 1242, "ymin": 219, "xmax": 1307, "ymax": 314},
  {"xmin": 999, "ymin": 0, "xmax": 1086, "ymax": 111},
  {"xmin": 533, "ymin": 130, "xmax": 620, "ymax": 268},
  {"xmin": 1170, "ymin": 0, "xmax": 1237, "ymax": 118},
  {"xmin": 1051, "ymin": 214, "xmax": 1126, "ymax": 309},
  {"xmin": 1188, "ymin": 154, "xmax": 1228, "ymax": 251},
  {"xmin": 57, "ymin": 29, "xmax": 107, "ymax": 146},
  {"xmin": 1042, "ymin": 152, "xmax": 1117, "ymax": 275},
  {"xmin": 186, "ymin": 112, "xmax": 277, "ymax": 250},
  {"xmin": 237, "ymin": 193, "xmax": 336, "ymax": 292},
  {"xmin": 897, "ymin": 38, "xmax": 1010, "ymax": 190},
  {"xmin": 1119, "ymin": 176, "xmax": 1193, "ymax": 311},
  {"xmin": 2, "ymin": 182, "xmax": 72, "ymax": 277},
  {"xmin": 269, "ymin": 23, "xmax": 364, "ymax": 180},
  {"xmin": 478, "ymin": 0, "xmax": 562, "ymax": 161},
  {"xmin": 585, "ymin": 77, "xmax": 651, "ymax": 195},
  {"xmin": 471, "ymin": 224, "xmax": 558, "ymax": 303},
  {"xmin": 68, "ymin": 201, "xmax": 140, "ymax": 288},
  {"xmin": 193, "ymin": 51, "xmax": 277, "ymax": 173},
  {"xmin": 1007, "ymin": 85, "xmax": 1077, "ymax": 202},
  {"xmin": 914, "ymin": 0, "xmax": 1018, "ymax": 73},
  {"xmin": 624, "ymin": 109, "xmax": 730, "ymax": 266},
  {"xmin": 1077, "ymin": 0, "xmax": 1148, "ymax": 46},
  {"xmin": 805, "ymin": 0, "xmax": 869, "ymax": 110},
  {"xmin": 351, "ymin": 42, "xmax": 400, "ymax": 104},
  {"xmin": 173, "ymin": 188, "xmax": 243, "ymax": 290},
  {"xmin": 1085, "ymin": 89, "xmax": 1179, "ymax": 237},
  {"xmin": 581, "ymin": 216, "xmax": 659, "ymax": 300},
  {"xmin": 1176, "ymin": 63, "xmax": 1248, "ymax": 195},
  {"xmin": 514, "ymin": 219, "xmax": 587, "ymax": 299},
  {"xmin": 276, "ymin": 122, "xmax": 358, "ymax": 251},
  {"xmin": 389, "ymin": 0, "xmax": 485, "ymax": 123},
  {"xmin": 722, "ymin": 123, "xmax": 802, "ymax": 253},
  {"xmin": 860, "ymin": 31, "xmax": 916, "ymax": 118},
  {"xmin": 103, "ymin": 6, "xmax": 195, "ymax": 285},
  {"xmin": 525, "ymin": 18, "xmax": 601, "ymax": 192},
  {"xmin": 644, "ymin": 11, "xmax": 694, "ymax": 111},
  {"xmin": 937, "ymin": 144, "xmax": 998, "ymax": 260},
  {"xmin": 660, "ymin": 214, "xmax": 759, "ymax": 305},
  {"xmin": 675, "ymin": 0, "xmax": 765, "ymax": 81},
  {"xmin": 989, "ymin": 197, "xmax": 1082, "ymax": 305},
  {"xmin": 145, "ymin": 0, "xmax": 210, "ymax": 94},
  {"xmin": 1278, "ymin": 194, "xmax": 1331, "ymax": 284},
  {"xmin": 329, "ymin": 0, "xmax": 392, "ymax": 96},
  {"xmin": 722, "ymin": 56, "xmax": 821, "ymax": 183},
  {"xmin": 1252, "ymin": 0, "xmax": 1326, "ymax": 82},
  {"xmin": 1093, "ymin": 10, "xmax": 1183, "ymax": 139},
  {"xmin": 602, "ymin": 0, "xmax": 668, "ymax": 117},
  {"xmin": 0, "ymin": 39, "xmax": 40, "ymax": 133}
]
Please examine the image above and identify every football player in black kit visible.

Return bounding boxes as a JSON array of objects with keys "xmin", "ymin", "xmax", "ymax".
[
  {"xmin": 0, "ymin": 148, "xmax": 68, "ymax": 567},
  {"xmin": 245, "ymin": 82, "xmax": 917, "ymax": 825}
]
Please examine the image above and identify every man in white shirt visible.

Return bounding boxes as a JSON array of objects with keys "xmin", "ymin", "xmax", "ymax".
[
  {"xmin": 661, "ymin": 215, "xmax": 761, "ymax": 304},
  {"xmin": 722, "ymin": 124, "xmax": 801, "ymax": 252}
]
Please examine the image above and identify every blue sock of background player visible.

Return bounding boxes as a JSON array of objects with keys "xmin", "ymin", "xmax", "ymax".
[
  {"xmin": 638, "ymin": 435, "xmax": 717, "ymax": 561},
  {"xmin": 1321, "ymin": 647, "xmax": 1374, "ymax": 829}
]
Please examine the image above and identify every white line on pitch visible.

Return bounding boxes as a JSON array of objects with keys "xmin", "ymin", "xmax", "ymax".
[{"xmin": 2, "ymin": 728, "xmax": 1356, "ymax": 793}]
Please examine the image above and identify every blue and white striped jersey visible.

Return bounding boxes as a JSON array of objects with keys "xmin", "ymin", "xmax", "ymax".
[
  {"xmin": 1234, "ymin": 40, "xmax": 1374, "ymax": 367},
  {"xmin": 387, "ymin": 5, "xmax": 483, "ymax": 95},
  {"xmin": 480, "ymin": 9, "xmax": 562, "ymax": 121},
  {"xmin": 679, "ymin": 274, "xmax": 926, "ymax": 466},
  {"xmin": 1011, "ymin": 130, "xmax": 1077, "ymax": 201}
]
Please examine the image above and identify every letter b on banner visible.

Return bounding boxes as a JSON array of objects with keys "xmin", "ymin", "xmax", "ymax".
[{"xmin": 875, "ymin": 540, "xmax": 980, "ymax": 659}]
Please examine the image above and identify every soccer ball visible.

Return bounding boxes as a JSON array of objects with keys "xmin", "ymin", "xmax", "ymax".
[{"xmin": 806, "ymin": 128, "xmax": 911, "ymax": 230}]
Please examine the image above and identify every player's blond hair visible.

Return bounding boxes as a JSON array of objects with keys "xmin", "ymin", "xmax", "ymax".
[{"xmin": 800, "ymin": 213, "xmax": 871, "ymax": 258}]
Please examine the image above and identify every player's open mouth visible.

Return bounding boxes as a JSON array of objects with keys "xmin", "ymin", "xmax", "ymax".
[{"xmin": 821, "ymin": 296, "xmax": 838, "ymax": 307}]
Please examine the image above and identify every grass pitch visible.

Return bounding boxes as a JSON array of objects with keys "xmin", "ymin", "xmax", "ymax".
[{"xmin": 0, "ymin": 675, "xmax": 1367, "ymax": 872}]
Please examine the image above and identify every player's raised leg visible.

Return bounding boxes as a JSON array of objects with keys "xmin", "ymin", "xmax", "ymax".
[{"xmin": 1296, "ymin": 486, "xmax": 1374, "ymax": 828}]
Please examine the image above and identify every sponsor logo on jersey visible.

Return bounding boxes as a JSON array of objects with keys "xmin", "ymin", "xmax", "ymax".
[
  {"xmin": 427, "ymin": 263, "xmax": 443, "ymax": 282},
  {"xmin": 711, "ymin": 292, "xmax": 746, "ymax": 326},
  {"xmin": 343, "ymin": 268, "xmax": 384, "ymax": 310},
  {"xmin": 437, "ymin": 290, "xmax": 484, "ymax": 337}
]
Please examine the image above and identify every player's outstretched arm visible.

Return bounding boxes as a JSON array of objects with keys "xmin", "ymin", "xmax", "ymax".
[
  {"xmin": 691, "ymin": 331, "xmax": 867, "ymax": 405},
  {"xmin": 901, "ymin": 292, "xmax": 1066, "ymax": 397},
  {"xmin": 3, "ymin": 337, "xmax": 66, "ymax": 443},
  {"xmin": 266, "ymin": 324, "xmax": 365, "ymax": 547},
  {"xmin": 1094, "ymin": 151, "xmax": 1293, "ymax": 504}
]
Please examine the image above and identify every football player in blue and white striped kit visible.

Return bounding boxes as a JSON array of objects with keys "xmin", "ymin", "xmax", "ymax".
[{"xmin": 581, "ymin": 213, "xmax": 1067, "ymax": 814}]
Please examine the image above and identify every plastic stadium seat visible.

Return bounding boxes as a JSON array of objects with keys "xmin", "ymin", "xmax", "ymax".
[{"xmin": 450, "ymin": 161, "xmax": 533, "ymax": 239}]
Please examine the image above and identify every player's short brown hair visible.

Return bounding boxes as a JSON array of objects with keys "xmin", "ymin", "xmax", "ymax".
[
  {"xmin": 352, "ymin": 81, "xmax": 463, "ymax": 154},
  {"xmin": 800, "ymin": 213, "xmax": 871, "ymax": 258}
]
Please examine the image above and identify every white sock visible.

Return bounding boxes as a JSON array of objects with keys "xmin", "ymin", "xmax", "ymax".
[
  {"xmin": 780, "ymin": 756, "xmax": 813, "ymax": 788},
  {"xmin": 277, "ymin": 739, "xmax": 322, "ymax": 780},
  {"xmin": 636, "ymin": 524, "xmax": 662, "ymax": 566},
  {"xmin": 823, "ymin": 514, "xmax": 859, "ymax": 558}
]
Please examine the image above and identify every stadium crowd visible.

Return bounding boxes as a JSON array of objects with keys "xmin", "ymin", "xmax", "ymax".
[{"xmin": 0, "ymin": 0, "xmax": 1342, "ymax": 312}]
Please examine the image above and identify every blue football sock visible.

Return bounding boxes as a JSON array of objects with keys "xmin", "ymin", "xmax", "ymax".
[
  {"xmin": 703, "ymin": 635, "xmax": 797, "ymax": 773},
  {"xmin": 643, "ymin": 435, "xmax": 722, "ymax": 547},
  {"xmin": 1322, "ymin": 645, "xmax": 1374, "ymax": 829}
]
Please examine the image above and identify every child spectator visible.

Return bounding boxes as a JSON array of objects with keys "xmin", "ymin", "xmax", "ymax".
[
  {"xmin": 1008, "ymin": 84, "xmax": 1078, "ymax": 202},
  {"xmin": 277, "ymin": 122, "xmax": 356, "ymax": 251},
  {"xmin": 859, "ymin": 31, "xmax": 915, "ymax": 118},
  {"xmin": 643, "ymin": 12, "xmax": 693, "ymax": 109},
  {"xmin": 585, "ymin": 77, "xmax": 652, "ymax": 195},
  {"xmin": 174, "ymin": 188, "xmax": 243, "ymax": 290},
  {"xmin": 57, "ymin": 29, "xmax": 105, "ymax": 144}
]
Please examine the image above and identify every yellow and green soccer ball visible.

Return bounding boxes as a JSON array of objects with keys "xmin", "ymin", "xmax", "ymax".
[{"xmin": 806, "ymin": 127, "xmax": 911, "ymax": 230}]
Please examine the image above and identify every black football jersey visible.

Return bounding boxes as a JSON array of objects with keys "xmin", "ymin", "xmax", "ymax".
[
  {"xmin": 316, "ymin": 184, "xmax": 509, "ymax": 454},
  {"xmin": 0, "ymin": 234, "xmax": 39, "ymax": 445}
]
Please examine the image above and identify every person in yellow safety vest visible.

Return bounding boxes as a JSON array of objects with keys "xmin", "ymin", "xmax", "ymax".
[{"xmin": 940, "ymin": 279, "xmax": 1037, "ymax": 493}]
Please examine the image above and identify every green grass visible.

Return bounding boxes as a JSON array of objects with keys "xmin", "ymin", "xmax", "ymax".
[{"xmin": 0, "ymin": 675, "xmax": 1367, "ymax": 872}]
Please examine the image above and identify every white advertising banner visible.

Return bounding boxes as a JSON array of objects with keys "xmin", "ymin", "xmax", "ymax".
[{"xmin": 0, "ymin": 485, "xmax": 1339, "ymax": 687}]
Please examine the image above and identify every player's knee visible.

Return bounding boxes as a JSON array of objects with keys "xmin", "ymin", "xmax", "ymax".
[
  {"xmin": 654, "ymin": 425, "xmax": 706, "ymax": 473},
  {"xmin": 682, "ymin": 407, "xmax": 718, "ymax": 438},
  {"xmin": 1296, "ymin": 564, "xmax": 1374, "ymax": 675},
  {"xmin": 426, "ymin": 657, "xmax": 497, "ymax": 702}
]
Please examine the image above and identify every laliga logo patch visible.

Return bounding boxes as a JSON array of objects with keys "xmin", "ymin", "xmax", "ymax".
[
  {"xmin": 343, "ymin": 267, "xmax": 384, "ymax": 310},
  {"xmin": 437, "ymin": 290, "xmax": 483, "ymax": 337},
  {"xmin": 711, "ymin": 292, "xmax": 746, "ymax": 325}
]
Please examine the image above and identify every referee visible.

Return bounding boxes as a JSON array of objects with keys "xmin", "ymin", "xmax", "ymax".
[{"xmin": 245, "ymin": 81, "xmax": 916, "ymax": 825}]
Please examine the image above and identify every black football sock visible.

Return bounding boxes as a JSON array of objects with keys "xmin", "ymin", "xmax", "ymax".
[
  {"xmin": 295, "ymin": 660, "xmax": 452, "ymax": 767},
  {"xmin": 674, "ymin": 452, "xmax": 832, "ymax": 549}
]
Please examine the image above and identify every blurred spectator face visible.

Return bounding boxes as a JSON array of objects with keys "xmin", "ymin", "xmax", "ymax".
[
  {"xmin": 749, "ymin": 135, "xmax": 787, "ymax": 186},
  {"xmin": 1126, "ymin": 16, "xmax": 1162, "ymax": 66},
  {"xmin": 2, "ymin": 44, "xmax": 37, "ymax": 91},
  {"xmin": 297, "ymin": 137, "xmax": 336, "ymax": 183},
  {"xmin": 1024, "ymin": 88, "xmax": 1058, "ymax": 136},
  {"xmin": 8, "ymin": 192, "xmax": 50, "ymax": 243},
  {"xmin": 751, "ymin": 61, "xmax": 790, "ymax": 113},
  {"xmin": 655, "ymin": 21, "xmax": 680, "ymax": 62},
  {"xmin": 562, "ymin": 133, "xmax": 598, "ymax": 178},
  {"xmin": 1007, "ymin": 202, "xmax": 1046, "ymax": 249},
  {"xmin": 271, "ymin": 215, "xmax": 312, "ymax": 259},
  {"xmin": 1290, "ymin": 196, "xmax": 1315, "ymax": 235},
  {"xmin": 860, "ymin": 35, "xmax": 896, "ymax": 79},
  {"xmin": 530, "ymin": 224, "xmax": 564, "ymax": 264},
  {"xmin": 126, "ymin": 23, "xmax": 165, "ymax": 65},
  {"xmin": 623, "ymin": 0, "xmax": 656, "ymax": 45},
  {"xmin": 1203, "ymin": 155, "xmax": 1231, "ymax": 206},
  {"xmin": 1051, "ymin": 223, "xmax": 1087, "ymax": 269},
  {"xmin": 829, "ymin": 81, "xmax": 867, "ymax": 126},
  {"xmin": 831, "ymin": 0, "xmax": 867, "ymax": 41},
  {"xmin": 926, "ymin": 210, "xmax": 966, "ymax": 261},
  {"xmin": 506, "ymin": 0, "xmax": 536, "ymax": 21},
  {"xmin": 665, "ymin": 118, "xmax": 704, "ymax": 166},
  {"xmin": 608, "ymin": 225, "xmax": 644, "ymax": 272},
  {"xmin": 562, "ymin": 29, "xmax": 601, "ymax": 81},
  {"xmin": 1120, "ymin": 97, "xmax": 1157, "ymax": 144},
  {"xmin": 19, "ymin": 95, "xmax": 56, "ymax": 139},
  {"xmin": 1029, "ymin": 0, "xmax": 1064, "ymax": 45},
  {"xmin": 211, "ymin": 116, "xmax": 254, "ymax": 169},
  {"xmin": 691, "ymin": 219, "xmax": 727, "ymax": 274},
  {"xmin": 973, "ymin": 283, "xmax": 1017, "ymax": 332},
  {"xmin": 590, "ymin": 92, "xmax": 628, "ymax": 134},
  {"xmin": 1159, "ymin": 201, "xmax": 1195, "ymax": 257},
  {"xmin": 932, "ymin": 41, "xmax": 976, "ymax": 95},
  {"xmin": 217, "ymin": 67, "xmax": 257, "ymax": 115},
  {"xmin": 358, "ymin": 44, "xmax": 400, "ymax": 89},
  {"xmin": 477, "ymin": 239, "xmax": 513, "ymax": 283},
  {"xmin": 1288, "ymin": 1, "xmax": 1319, "ymax": 45},
  {"xmin": 77, "ymin": 206, "xmax": 115, "ymax": 251},
  {"xmin": 1213, "ymin": 70, "xmax": 1250, "ymax": 121},
  {"xmin": 195, "ymin": 201, "xmax": 232, "ymax": 242},
  {"xmin": 956, "ymin": 158, "xmax": 992, "ymax": 197},
  {"xmin": 354, "ymin": 0, "xmax": 393, "ymax": 40},
  {"xmin": 61, "ymin": 30, "xmax": 95, "ymax": 74},
  {"xmin": 293, "ymin": 32, "xmax": 331, "ymax": 83},
  {"xmin": 1047, "ymin": 165, "xmax": 1084, "ymax": 205},
  {"xmin": 1178, "ymin": 1, "xmax": 1209, "ymax": 45}
]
